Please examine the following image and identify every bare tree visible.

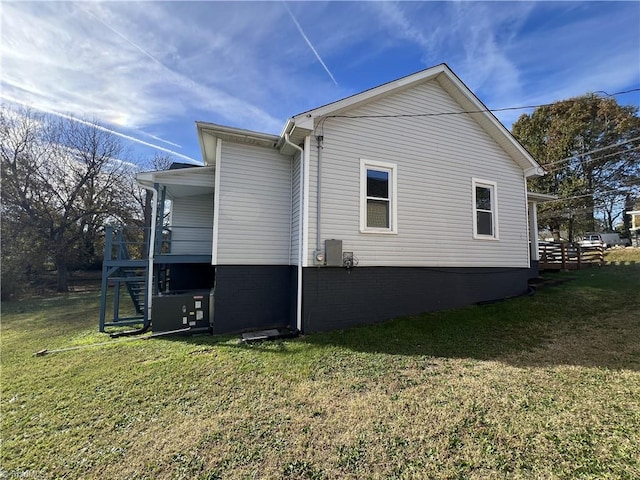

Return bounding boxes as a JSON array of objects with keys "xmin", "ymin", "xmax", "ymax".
[
  {"xmin": 1, "ymin": 105, "xmax": 140, "ymax": 293},
  {"xmin": 139, "ymin": 153, "xmax": 174, "ymax": 230}
]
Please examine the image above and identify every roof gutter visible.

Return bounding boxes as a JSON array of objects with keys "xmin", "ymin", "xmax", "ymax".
[
  {"xmin": 279, "ymin": 118, "xmax": 295, "ymax": 144},
  {"xmin": 524, "ymin": 165, "xmax": 546, "ymax": 179}
]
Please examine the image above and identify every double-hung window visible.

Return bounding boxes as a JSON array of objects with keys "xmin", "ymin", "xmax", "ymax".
[
  {"xmin": 360, "ymin": 159, "xmax": 397, "ymax": 233},
  {"xmin": 472, "ymin": 179, "xmax": 498, "ymax": 239}
]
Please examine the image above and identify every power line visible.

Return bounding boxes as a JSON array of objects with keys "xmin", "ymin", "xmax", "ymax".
[
  {"xmin": 541, "ymin": 136, "xmax": 640, "ymax": 168},
  {"xmin": 542, "ymin": 189, "xmax": 636, "ymax": 204},
  {"xmin": 593, "ymin": 88, "xmax": 640, "ymax": 97},
  {"xmin": 312, "ymin": 83, "xmax": 640, "ymax": 179},
  {"xmin": 322, "ymin": 87, "xmax": 640, "ymax": 120},
  {"xmin": 546, "ymin": 146, "xmax": 640, "ymax": 173}
]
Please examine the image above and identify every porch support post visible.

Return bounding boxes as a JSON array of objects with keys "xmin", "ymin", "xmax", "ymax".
[
  {"xmin": 528, "ymin": 201, "xmax": 539, "ymax": 262},
  {"xmin": 99, "ymin": 226, "xmax": 113, "ymax": 332},
  {"xmin": 155, "ymin": 183, "xmax": 166, "ymax": 254}
]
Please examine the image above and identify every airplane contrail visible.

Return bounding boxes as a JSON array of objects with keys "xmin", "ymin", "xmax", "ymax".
[
  {"xmin": 283, "ymin": 2, "xmax": 338, "ymax": 86},
  {"xmin": 1, "ymin": 95, "xmax": 201, "ymax": 164},
  {"xmin": 81, "ymin": 6, "xmax": 168, "ymax": 70},
  {"xmin": 141, "ymin": 132, "xmax": 183, "ymax": 149}
]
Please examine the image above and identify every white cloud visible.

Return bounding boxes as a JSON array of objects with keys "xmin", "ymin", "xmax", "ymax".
[
  {"xmin": 373, "ymin": 2, "xmax": 535, "ymax": 100},
  {"xmin": 370, "ymin": 2, "xmax": 440, "ymax": 60},
  {"xmin": 482, "ymin": 4, "xmax": 640, "ymax": 126},
  {"xmin": 1, "ymin": 0, "xmax": 637, "ymax": 156},
  {"xmin": 365, "ymin": 2, "xmax": 639, "ymax": 129},
  {"xmin": 0, "ymin": 2, "xmax": 286, "ymax": 138}
]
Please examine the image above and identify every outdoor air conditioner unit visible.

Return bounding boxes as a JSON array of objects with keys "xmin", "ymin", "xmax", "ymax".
[{"xmin": 152, "ymin": 289, "xmax": 213, "ymax": 334}]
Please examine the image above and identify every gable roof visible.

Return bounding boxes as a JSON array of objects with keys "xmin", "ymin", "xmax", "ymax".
[{"xmin": 279, "ymin": 63, "xmax": 544, "ymax": 178}]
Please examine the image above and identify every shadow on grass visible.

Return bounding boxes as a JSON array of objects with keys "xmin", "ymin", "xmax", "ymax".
[
  {"xmin": 5, "ymin": 264, "xmax": 638, "ymax": 371},
  {"xmin": 149, "ymin": 264, "xmax": 640, "ymax": 371},
  {"xmin": 301, "ymin": 263, "xmax": 640, "ymax": 371}
]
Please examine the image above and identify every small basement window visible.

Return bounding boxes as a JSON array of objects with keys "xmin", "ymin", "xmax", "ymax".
[
  {"xmin": 360, "ymin": 159, "xmax": 397, "ymax": 233},
  {"xmin": 472, "ymin": 178, "xmax": 498, "ymax": 239}
]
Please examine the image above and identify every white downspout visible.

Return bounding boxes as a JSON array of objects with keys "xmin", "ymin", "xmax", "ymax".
[
  {"xmin": 284, "ymin": 132, "xmax": 304, "ymax": 333},
  {"xmin": 140, "ymin": 184, "xmax": 158, "ymax": 325},
  {"xmin": 316, "ymin": 135, "xmax": 323, "ymax": 255}
]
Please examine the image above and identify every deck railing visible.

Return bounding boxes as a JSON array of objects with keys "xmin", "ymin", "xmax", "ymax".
[
  {"xmin": 157, "ymin": 225, "xmax": 213, "ymax": 256},
  {"xmin": 103, "ymin": 225, "xmax": 212, "ymax": 260},
  {"xmin": 103, "ymin": 226, "xmax": 148, "ymax": 261},
  {"xmin": 100, "ymin": 224, "xmax": 213, "ymax": 332},
  {"xmin": 538, "ymin": 242, "xmax": 604, "ymax": 271}
]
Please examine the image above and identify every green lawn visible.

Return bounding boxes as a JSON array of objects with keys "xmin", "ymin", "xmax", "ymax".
[{"xmin": 2, "ymin": 252, "xmax": 640, "ymax": 479}]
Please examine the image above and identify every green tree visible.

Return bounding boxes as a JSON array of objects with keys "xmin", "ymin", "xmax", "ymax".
[{"xmin": 512, "ymin": 94, "xmax": 640, "ymax": 241}]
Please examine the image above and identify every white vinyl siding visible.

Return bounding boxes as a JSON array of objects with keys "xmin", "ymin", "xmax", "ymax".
[
  {"xmin": 306, "ymin": 79, "xmax": 529, "ymax": 268},
  {"xmin": 169, "ymin": 194, "xmax": 214, "ymax": 255},
  {"xmin": 216, "ymin": 142, "xmax": 292, "ymax": 265}
]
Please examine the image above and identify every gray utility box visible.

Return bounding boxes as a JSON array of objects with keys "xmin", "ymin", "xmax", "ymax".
[
  {"xmin": 325, "ymin": 239, "xmax": 343, "ymax": 266},
  {"xmin": 152, "ymin": 289, "xmax": 214, "ymax": 333}
]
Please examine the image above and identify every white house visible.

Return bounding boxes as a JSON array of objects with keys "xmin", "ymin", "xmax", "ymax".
[
  {"xmin": 628, "ymin": 209, "xmax": 640, "ymax": 247},
  {"xmin": 100, "ymin": 64, "xmax": 547, "ymax": 335}
]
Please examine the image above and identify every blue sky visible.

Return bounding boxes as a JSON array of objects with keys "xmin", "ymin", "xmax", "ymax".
[{"xmin": 2, "ymin": 1, "xmax": 639, "ymax": 165}]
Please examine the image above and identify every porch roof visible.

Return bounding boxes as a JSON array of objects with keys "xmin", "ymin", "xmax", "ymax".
[
  {"xmin": 137, "ymin": 166, "xmax": 215, "ymax": 199},
  {"xmin": 527, "ymin": 191, "xmax": 557, "ymax": 203}
]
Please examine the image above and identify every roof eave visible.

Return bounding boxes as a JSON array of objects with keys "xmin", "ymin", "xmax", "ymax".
[
  {"xmin": 136, "ymin": 165, "xmax": 216, "ymax": 182},
  {"xmin": 525, "ymin": 166, "xmax": 546, "ymax": 178},
  {"xmin": 277, "ymin": 118, "xmax": 313, "ymax": 155},
  {"xmin": 435, "ymin": 68, "xmax": 543, "ymax": 176},
  {"xmin": 136, "ymin": 171, "xmax": 155, "ymax": 188},
  {"xmin": 196, "ymin": 121, "xmax": 280, "ymax": 145},
  {"xmin": 527, "ymin": 191, "xmax": 557, "ymax": 203},
  {"xmin": 195, "ymin": 121, "xmax": 281, "ymax": 164}
]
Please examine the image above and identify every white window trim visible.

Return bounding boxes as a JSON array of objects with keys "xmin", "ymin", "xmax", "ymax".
[
  {"xmin": 360, "ymin": 159, "xmax": 398, "ymax": 234},
  {"xmin": 472, "ymin": 178, "xmax": 499, "ymax": 240}
]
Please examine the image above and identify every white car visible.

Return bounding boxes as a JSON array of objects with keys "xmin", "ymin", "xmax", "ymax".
[
  {"xmin": 578, "ymin": 234, "xmax": 604, "ymax": 248},
  {"xmin": 578, "ymin": 232, "xmax": 629, "ymax": 249}
]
